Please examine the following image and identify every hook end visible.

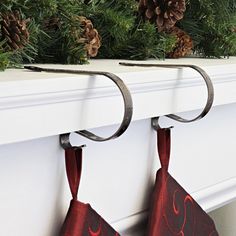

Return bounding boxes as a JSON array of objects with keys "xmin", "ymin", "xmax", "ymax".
[
  {"xmin": 152, "ymin": 117, "xmax": 174, "ymax": 130},
  {"xmin": 152, "ymin": 117, "xmax": 161, "ymax": 130},
  {"xmin": 60, "ymin": 133, "xmax": 87, "ymax": 150},
  {"xmin": 60, "ymin": 133, "xmax": 72, "ymax": 149},
  {"xmin": 24, "ymin": 66, "xmax": 43, "ymax": 72}
]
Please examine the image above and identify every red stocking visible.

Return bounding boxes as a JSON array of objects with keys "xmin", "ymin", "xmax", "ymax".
[
  {"xmin": 147, "ymin": 128, "xmax": 219, "ymax": 236},
  {"xmin": 60, "ymin": 147, "xmax": 120, "ymax": 236}
]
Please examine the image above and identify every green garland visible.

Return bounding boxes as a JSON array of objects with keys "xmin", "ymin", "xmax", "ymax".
[
  {"xmin": 82, "ymin": 0, "xmax": 176, "ymax": 60},
  {"xmin": 0, "ymin": 0, "xmax": 236, "ymax": 71},
  {"xmin": 181, "ymin": 0, "xmax": 236, "ymax": 57}
]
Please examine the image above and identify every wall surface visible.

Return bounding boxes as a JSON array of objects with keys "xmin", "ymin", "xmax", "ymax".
[
  {"xmin": 0, "ymin": 103, "xmax": 236, "ymax": 235},
  {"xmin": 209, "ymin": 200, "xmax": 236, "ymax": 236}
]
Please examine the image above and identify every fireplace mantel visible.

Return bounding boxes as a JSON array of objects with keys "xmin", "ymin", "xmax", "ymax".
[
  {"xmin": 0, "ymin": 58, "xmax": 236, "ymax": 145},
  {"xmin": 0, "ymin": 58, "xmax": 236, "ymax": 235}
]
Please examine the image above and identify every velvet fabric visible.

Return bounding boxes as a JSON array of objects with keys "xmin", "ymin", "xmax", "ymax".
[
  {"xmin": 147, "ymin": 128, "xmax": 219, "ymax": 236},
  {"xmin": 61, "ymin": 147, "xmax": 120, "ymax": 236}
]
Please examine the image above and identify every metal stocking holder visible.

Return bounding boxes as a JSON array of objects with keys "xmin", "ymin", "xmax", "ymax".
[
  {"xmin": 24, "ymin": 66, "xmax": 133, "ymax": 149},
  {"xmin": 119, "ymin": 62, "xmax": 214, "ymax": 129},
  {"xmin": 25, "ymin": 62, "xmax": 214, "ymax": 147}
]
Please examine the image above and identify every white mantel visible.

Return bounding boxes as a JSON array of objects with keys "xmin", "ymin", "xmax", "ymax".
[
  {"xmin": 1, "ymin": 58, "xmax": 236, "ymax": 145},
  {"xmin": 0, "ymin": 58, "xmax": 236, "ymax": 235}
]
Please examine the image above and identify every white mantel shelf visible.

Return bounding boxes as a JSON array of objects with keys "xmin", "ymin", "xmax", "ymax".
[{"xmin": 0, "ymin": 57, "xmax": 236, "ymax": 145}]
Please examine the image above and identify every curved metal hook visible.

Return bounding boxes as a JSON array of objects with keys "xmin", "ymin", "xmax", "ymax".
[
  {"xmin": 24, "ymin": 66, "xmax": 133, "ymax": 148},
  {"xmin": 60, "ymin": 133, "xmax": 72, "ymax": 149},
  {"xmin": 119, "ymin": 62, "xmax": 214, "ymax": 123},
  {"xmin": 151, "ymin": 117, "xmax": 174, "ymax": 131}
]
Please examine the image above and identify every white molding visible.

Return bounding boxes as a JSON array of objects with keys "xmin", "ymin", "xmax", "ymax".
[
  {"xmin": 0, "ymin": 59, "xmax": 236, "ymax": 145},
  {"xmin": 111, "ymin": 211, "xmax": 148, "ymax": 234},
  {"xmin": 111, "ymin": 177, "xmax": 236, "ymax": 233},
  {"xmin": 0, "ymin": 64, "xmax": 236, "ymax": 110},
  {"xmin": 193, "ymin": 177, "xmax": 236, "ymax": 213}
]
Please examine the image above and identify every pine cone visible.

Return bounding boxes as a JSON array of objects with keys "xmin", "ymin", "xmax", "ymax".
[
  {"xmin": 139, "ymin": 0, "xmax": 155, "ymax": 18},
  {"xmin": 0, "ymin": 11, "xmax": 30, "ymax": 50},
  {"xmin": 167, "ymin": 27, "xmax": 193, "ymax": 58},
  {"xmin": 79, "ymin": 16, "xmax": 101, "ymax": 57},
  {"xmin": 138, "ymin": 0, "xmax": 186, "ymax": 32}
]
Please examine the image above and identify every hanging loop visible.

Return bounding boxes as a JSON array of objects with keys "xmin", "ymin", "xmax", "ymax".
[
  {"xmin": 24, "ymin": 66, "xmax": 133, "ymax": 148},
  {"xmin": 119, "ymin": 62, "xmax": 214, "ymax": 123}
]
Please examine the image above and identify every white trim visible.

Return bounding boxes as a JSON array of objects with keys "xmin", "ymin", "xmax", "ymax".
[
  {"xmin": 194, "ymin": 177, "xmax": 236, "ymax": 212},
  {"xmin": 111, "ymin": 177, "xmax": 236, "ymax": 233},
  {"xmin": 0, "ymin": 65, "xmax": 236, "ymax": 110}
]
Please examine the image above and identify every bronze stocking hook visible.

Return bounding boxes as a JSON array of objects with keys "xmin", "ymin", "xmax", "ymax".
[
  {"xmin": 119, "ymin": 62, "xmax": 214, "ymax": 129},
  {"xmin": 24, "ymin": 66, "xmax": 133, "ymax": 148}
]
